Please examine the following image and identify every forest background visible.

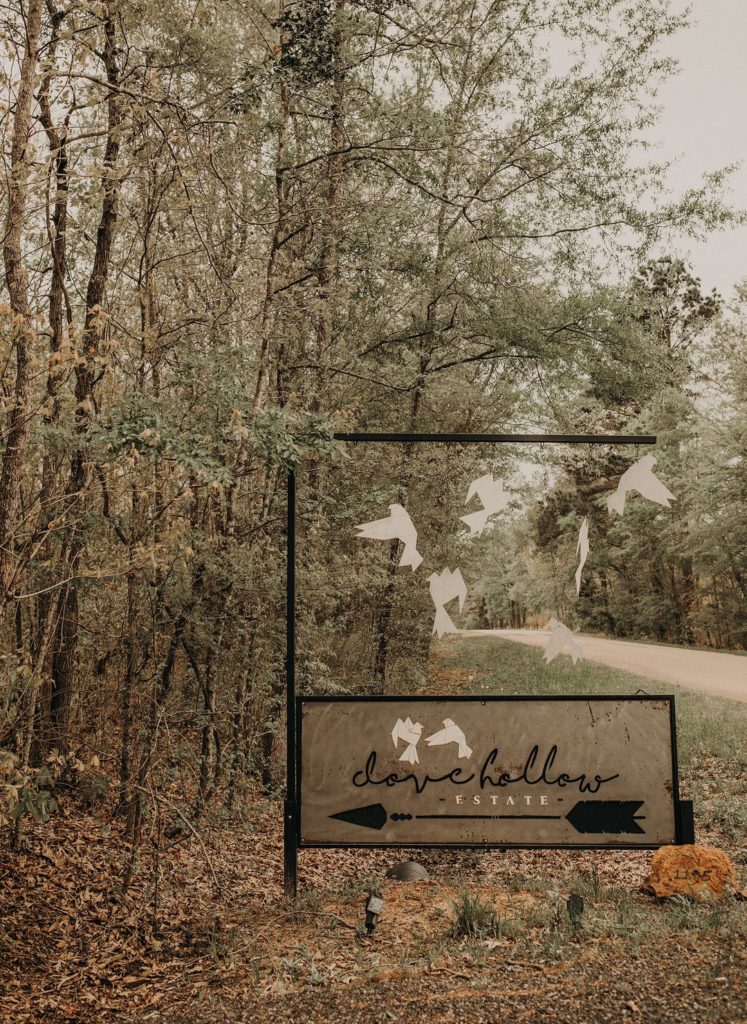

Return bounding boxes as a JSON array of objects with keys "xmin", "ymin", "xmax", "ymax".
[{"xmin": 0, "ymin": 0, "xmax": 745, "ymax": 843}]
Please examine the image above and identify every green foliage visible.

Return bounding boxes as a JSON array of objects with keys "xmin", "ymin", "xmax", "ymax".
[
  {"xmin": 253, "ymin": 410, "xmax": 340, "ymax": 468},
  {"xmin": 0, "ymin": 752, "xmax": 58, "ymax": 828},
  {"xmin": 0, "ymin": 749, "xmax": 22, "ymax": 828},
  {"xmin": 77, "ymin": 771, "xmax": 112, "ymax": 808},
  {"xmin": 15, "ymin": 768, "xmax": 58, "ymax": 825},
  {"xmin": 451, "ymin": 891, "xmax": 514, "ymax": 940},
  {"xmin": 466, "ymin": 260, "xmax": 744, "ymax": 650},
  {"xmin": 273, "ymin": 0, "xmax": 336, "ymax": 87}
]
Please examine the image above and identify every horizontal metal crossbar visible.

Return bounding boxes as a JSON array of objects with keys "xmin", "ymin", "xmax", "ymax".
[{"xmin": 333, "ymin": 432, "xmax": 656, "ymax": 444}]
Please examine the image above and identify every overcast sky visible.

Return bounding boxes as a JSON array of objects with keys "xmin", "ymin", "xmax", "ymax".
[{"xmin": 654, "ymin": 0, "xmax": 747, "ymax": 295}]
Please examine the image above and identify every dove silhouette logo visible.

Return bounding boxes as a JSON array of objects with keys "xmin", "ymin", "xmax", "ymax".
[
  {"xmin": 425, "ymin": 719, "xmax": 472, "ymax": 759},
  {"xmin": 392, "ymin": 716, "xmax": 472, "ymax": 762},
  {"xmin": 543, "ymin": 618, "xmax": 583, "ymax": 665},
  {"xmin": 392, "ymin": 717, "xmax": 423, "ymax": 764},
  {"xmin": 461, "ymin": 473, "xmax": 511, "ymax": 536},
  {"xmin": 428, "ymin": 568, "xmax": 467, "ymax": 637},
  {"xmin": 354, "ymin": 504, "xmax": 423, "ymax": 570},
  {"xmin": 606, "ymin": 454, "xmax": 675, "ymax": 515}
]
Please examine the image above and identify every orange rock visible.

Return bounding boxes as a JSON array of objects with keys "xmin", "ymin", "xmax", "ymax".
[{"xmin": 643, "ymin": 845, "xmax": 740, "ymax": 901}]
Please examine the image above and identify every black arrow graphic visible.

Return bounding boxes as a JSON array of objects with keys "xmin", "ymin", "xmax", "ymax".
[
  {"xmin": 329, "ymin": 803, "xmax": 388, "ymax": 831},
  {"xmin": 328, "ymin": 801, "xmax": 646, "ymax": 835},
  {"xmin": 565, "ymin": 800, "xmax": 645, "ymax": 835}
]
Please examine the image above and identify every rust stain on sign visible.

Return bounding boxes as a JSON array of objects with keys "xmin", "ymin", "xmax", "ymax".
[{"xmin": 299, "ymin": 697, "xmax": 679, "ymax": 848}]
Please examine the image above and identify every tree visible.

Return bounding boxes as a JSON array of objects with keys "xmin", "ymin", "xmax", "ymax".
[
  {"xmin": 0, "ymin": 0, "xmax": 738, "ymax": 852},
  {"xmin": 470, "ymin": 259, "xmax": 742, "ymax": 649},
  {"xmin": 0, "ymin": 0, "xmax": 44, "ymax": 620}
]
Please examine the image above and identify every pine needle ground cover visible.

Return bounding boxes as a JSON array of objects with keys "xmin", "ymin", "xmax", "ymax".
[{"xmin": 1, "ymin": 638, "xmax": 745, "ymax": 1023}]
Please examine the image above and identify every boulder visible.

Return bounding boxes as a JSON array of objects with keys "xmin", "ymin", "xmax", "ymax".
[{"xmin": 643, "ymin": 844, "xmax": 742, "ymax": 901}]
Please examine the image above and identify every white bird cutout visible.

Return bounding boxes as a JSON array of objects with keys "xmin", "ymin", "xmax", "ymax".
[
  {"xmin": 575, "ymin": 517, "xmax": 589, "ymax": 596},
  {"xmin": 607, "ymin": 455, "xmax": 675, "ymax": 516},
  {"xmin": 428, "ymin": 567, "xmax": 467, "ymax": 637},
  {"xmin": 425, "ymin": 718, "xmax": 473, "ymax": 759},
  {"xmin": 355, "ymin": 503, "xmax": 423, "ymax": 570},
  {"xmin": 543, "ymin": 617, "xmax": 583, "ymax": 665},
  {"xmin": 391, "ymin": 717, "xmax": 423, "ymax": 764},
  {"xmin": 460, "ymin": 474, "xmax": 511, "ymax": 536}
]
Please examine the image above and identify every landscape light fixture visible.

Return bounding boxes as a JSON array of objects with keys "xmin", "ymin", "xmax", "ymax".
[{"xmin": 364, "ymin": 894, "xmax": 384, "ymax": 936}]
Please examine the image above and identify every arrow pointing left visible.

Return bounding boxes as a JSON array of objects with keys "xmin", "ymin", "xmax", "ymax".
[{"xmin": 329, "ymin": 803, "xmax": 388, "ymax": 831}]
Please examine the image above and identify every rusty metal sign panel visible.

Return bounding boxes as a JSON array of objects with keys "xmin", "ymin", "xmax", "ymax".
[{"xmin": 299, "ymin": 696, "xmax": 682, "ymax": 848}]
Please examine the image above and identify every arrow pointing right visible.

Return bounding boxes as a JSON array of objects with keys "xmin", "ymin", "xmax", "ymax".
[{"xmin": 566, "ymin": 800, "xmax": 645, "ymax": 835}]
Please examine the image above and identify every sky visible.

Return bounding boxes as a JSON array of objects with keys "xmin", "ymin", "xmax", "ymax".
[{"xmin": 653, "ymin": 0, "xmax": 747, "ymax": 295}]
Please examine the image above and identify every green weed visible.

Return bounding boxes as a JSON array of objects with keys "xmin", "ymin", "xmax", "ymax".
[{"xmin": 450, "ymin": 891, "xmax": 515, "ymax": 940}]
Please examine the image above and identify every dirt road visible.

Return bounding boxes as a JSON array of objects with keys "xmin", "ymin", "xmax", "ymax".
[{"xmin": 462, "ymin": 629, "xmax": 747, "ymax": 703}]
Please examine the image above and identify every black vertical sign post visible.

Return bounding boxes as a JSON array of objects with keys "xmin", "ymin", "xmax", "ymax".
[
  {"xmin": 284, "ymin": 433, "xmax": 658, "ymax": 899},
  {"xmin": 284, "ymin": 467, "xmax": 297, "ymax": 899}
]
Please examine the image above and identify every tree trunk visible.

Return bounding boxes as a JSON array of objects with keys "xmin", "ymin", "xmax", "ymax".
[
  {"xmin": 253, "ymin": 82, "xmax": 290, "ymax": 415},
  {"xmin": 227, "ymin": 632, "xmax": 254, "ymax": 810},
  {"xmin": 119, "ymin": 555, "xmax": 138, "ymax": 818},
  {"xmin": 50, "ymin": 3, "xmax": 124, "ymax": 745},
  {"xmin": 0, "ymin": 0, "xmax": 44, "ymax": 619}
]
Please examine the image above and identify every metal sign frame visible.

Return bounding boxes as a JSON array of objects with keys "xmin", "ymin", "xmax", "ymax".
[
  {"xmin": 297, "ymin": 694, "xmax": 693, "ymax": 850},
  {"xmin": 284, "ymin": 431, "xmax": 672, "ymax": 898}
]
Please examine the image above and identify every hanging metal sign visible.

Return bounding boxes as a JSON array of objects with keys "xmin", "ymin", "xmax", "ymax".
[
  {"xmin": 298, "ymin": 695, "xmax": 690, "ymax": 849},
  {"xmin": 282, "ymin": 433, "xmax": 675, "ymax": 897}
]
